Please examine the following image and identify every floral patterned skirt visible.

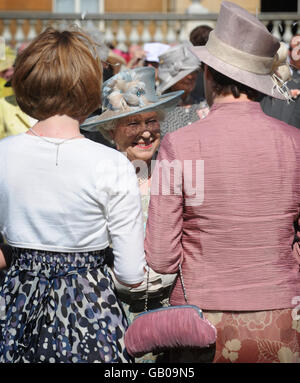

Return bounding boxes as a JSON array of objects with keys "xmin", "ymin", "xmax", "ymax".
[
  {"xmin": 0, "ymin": 247, "xmax": 132, "ymax": 363},
  {"xmin": 206, "ymin": 309, "xmax": 300, "ymax": 363},
  {"xmin": 168, "ymin": 308, "xmax": 300, "ymax": 363}
]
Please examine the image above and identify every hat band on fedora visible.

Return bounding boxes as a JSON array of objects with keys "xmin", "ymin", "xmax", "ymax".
[{"xmin": 206, "ymin": 31, "xmax": 275, "ymax": 75}]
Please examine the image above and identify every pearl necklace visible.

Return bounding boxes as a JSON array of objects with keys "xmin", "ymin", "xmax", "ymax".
[{"xmin": 29, "ymin": 127, "xmax": 83, "ymax": 166}]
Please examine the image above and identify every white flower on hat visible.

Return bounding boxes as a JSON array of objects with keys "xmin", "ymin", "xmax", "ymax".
[
  {"xmin": 271, "ymin": 42, "xmax": 291, "ymax": 83},
  {"xmin": 271, "ymin": 42, "xmax": 292, "ymax": 101},
  {"xmin": 169, "ymin": 62, "xmax": 182, "ymax": 77},
  {"xmin": 103, "ymin": 71, "xmax": 147, "ymax": 111}
]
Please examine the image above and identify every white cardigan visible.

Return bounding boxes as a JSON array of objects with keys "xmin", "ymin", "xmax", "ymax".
[{"xmin": 0, "ymin": 133, "xmax": 145, "ymax": 284}]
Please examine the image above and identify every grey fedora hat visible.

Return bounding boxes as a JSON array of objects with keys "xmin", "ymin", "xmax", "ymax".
[
  {"xmin": 81, "ymin": 66, "xmax": 183, "ymax": 130},
  {"xmin": 157, "ymin": 42, "xmax": 201, "ymax": 95},
  {"xmin": 189, "ymin": 1, "xmax": 292, "ymax": 100}
]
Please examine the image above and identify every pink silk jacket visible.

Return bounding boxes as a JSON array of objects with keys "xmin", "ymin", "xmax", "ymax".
[{"xmin": 145, "ymin": 101, "xmax": 300, "ymax": 311}]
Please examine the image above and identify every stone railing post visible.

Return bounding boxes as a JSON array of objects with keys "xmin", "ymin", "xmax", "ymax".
[
  {"xmin": 0, "ymin": 12, "xmax": 299, "ymax": 52},
  {"xmin": 185, "ymin": 0, "xmax": 214, "ymax": 38}
]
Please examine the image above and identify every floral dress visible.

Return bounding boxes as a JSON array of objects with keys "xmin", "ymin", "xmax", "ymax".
[
  {"xmin": 168, "ymin": 309, "xmax": 300, "ymax": 363},
  {"xmin": 205, "ymin": 309, "xmax": 300, "ymax": 363}
]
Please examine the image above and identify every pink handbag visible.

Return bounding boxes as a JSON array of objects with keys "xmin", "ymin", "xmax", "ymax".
[{"xmin": 124, "ymin": 265, "xmax": 217, "ymax": 358}]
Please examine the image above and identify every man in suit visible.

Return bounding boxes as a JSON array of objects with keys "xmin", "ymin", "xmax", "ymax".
[{"xmin": 260, "ymin": 34, "xmax": 300, "ymax": 129}]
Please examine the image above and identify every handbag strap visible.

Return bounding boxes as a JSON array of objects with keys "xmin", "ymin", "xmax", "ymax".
[
  {"xmin": 144, "ymin": 263, "xmax": 188, "ymax": 312},
  {"xmin": 178, "ymin": 263, "xmax": 188, "ymax": 304}
]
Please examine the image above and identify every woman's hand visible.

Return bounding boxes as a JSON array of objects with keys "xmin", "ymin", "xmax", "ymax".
[
  {"xmin": 291, "ymin": 89, "xmax": 300, "ymax": 99},
  {"xmin": 112, "ymin": 266, "xmax": 146, "ymax": 288},
  {"xmin": 115, "ymin": 277, "xmax": 143, "ymax": 288}
]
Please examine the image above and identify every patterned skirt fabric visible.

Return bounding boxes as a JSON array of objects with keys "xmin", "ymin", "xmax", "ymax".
[
  {"xmin": 0, "ymin": 247, "xmax": 132, "ymax": 363},
  {"xmin": 205, "ymin": 309, "xmax": 300, "ymax": 363},
  {"xmin": 168, "ymin": 308, "xmax": 300, "ymax": 363}
]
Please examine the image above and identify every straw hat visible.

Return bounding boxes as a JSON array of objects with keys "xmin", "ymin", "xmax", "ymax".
[
  {"xmin": 81, "ymin": 66, "xmax": 183, "ymax": 130},
  {"xmin": 157, "ymin": 42, "xmax": 201, "ymax": 94},
  {"xmin": 189, "ymin": 1, "xmax": 292, "ymax": 100}
]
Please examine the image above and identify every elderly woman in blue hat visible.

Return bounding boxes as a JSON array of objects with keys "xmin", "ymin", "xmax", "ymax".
[{"xmin": 81, "ymin": 66, "xmax": 183, "ymax": 363}]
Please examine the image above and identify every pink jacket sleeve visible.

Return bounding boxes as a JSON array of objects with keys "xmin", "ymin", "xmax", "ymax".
[{"xmin": 145, "ymin": 133, "xmax": 184, "ymax": 274}]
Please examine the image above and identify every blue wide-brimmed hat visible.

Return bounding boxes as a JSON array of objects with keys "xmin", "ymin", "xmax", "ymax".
[{"xmin": 81, "ymin": 66, "xmax": 183, "ymax": 131}]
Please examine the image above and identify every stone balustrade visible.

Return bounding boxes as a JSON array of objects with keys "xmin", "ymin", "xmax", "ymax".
[{"xmin": 0, "ymin": 11, "xmax": 300, "ymax": 50}]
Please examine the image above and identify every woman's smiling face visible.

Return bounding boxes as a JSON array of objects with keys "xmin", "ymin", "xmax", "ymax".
[{"xmin": 111, "ymin": 111, "xmax": 161, "ymax": 163}]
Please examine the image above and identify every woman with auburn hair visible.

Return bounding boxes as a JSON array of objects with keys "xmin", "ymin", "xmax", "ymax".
[{"xmin": 0, "ymin": 28, "xmax": 146, "ymax": 363}]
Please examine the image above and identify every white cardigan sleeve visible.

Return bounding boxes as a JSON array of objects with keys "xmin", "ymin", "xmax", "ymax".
[{"xmin": 104, "ymin": 155, "xmax": 146, "ymax": 285}]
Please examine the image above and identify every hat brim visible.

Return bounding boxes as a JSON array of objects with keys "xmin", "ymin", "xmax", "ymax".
[
  {"xmin": 157, "ymin": 68, "xmax": 199, "ymax": 95},
  {"xmin": 81, "ymin": 90, "xmax": 184, "ymax": 131},
  {"xmin": 190, "ymin": 46, "xmax": 287, "ymax": 100}
]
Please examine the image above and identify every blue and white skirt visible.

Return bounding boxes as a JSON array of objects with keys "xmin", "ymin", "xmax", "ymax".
[{"xmin": 0, "ymin": 247, "xmax": 132, "ymax": 363}]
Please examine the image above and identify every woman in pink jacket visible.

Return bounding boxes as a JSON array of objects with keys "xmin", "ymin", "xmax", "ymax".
[{"xmin": 145, "ymin": 1, "xmax": 300, "ymax": 363}]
